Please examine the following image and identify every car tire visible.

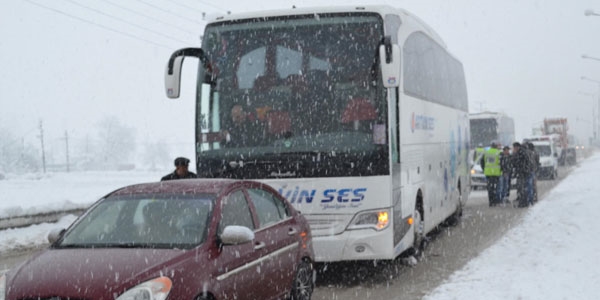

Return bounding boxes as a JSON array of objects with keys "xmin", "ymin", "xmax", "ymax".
[{"xmin": 289, "ymin": 259, "xmax": 314, "ymax": 300}]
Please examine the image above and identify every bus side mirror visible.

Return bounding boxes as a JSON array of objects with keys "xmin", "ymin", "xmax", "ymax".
[
  {"xmin": 165, "ymin": 48, "xmax": 209, "ymax": 99},
  {"xmin": 165, "ymin": 56, "xmax": 185, "ymax": 99},
  {"xmin": 379, "ymin": 36, "xmax": 400, "ymax": 88}
]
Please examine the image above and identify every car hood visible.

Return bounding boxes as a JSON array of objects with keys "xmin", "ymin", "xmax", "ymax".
[{"xmin": 7, "ymin": 247, "xmax": 196, "ymax": 299}]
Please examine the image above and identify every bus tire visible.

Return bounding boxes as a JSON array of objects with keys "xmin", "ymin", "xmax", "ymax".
[
  {"xmin": 409, "ymin": 198, "xmax": 425, "ymax": 258},
  {"xmin": 444, "ymin": 185, "xmax": 463, "ymax": 227}
]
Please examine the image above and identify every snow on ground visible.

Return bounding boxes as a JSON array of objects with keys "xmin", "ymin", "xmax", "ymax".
[
  {"xmin": 0, "ymin": 171, "xmax": 164, "ymax": 219},
  {"xmin": 2, "ymin": 156, "xmax": 600, "ymax": 299},
  {"xmin": 425, "ymin": 154, "xmax": 600, "ymax": 300},
  {"xmin": 0, "ymin": 215, "xmax": 77, "ymax": 253}
]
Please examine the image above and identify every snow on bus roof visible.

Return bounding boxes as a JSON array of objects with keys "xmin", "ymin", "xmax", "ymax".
[
  {"xmin": 468, "ymin": 112, "xmax": 511, "ymax": 120},
  {"xmin": 205, "ymin": 5, "xmax": 446, "ymax": 48}
]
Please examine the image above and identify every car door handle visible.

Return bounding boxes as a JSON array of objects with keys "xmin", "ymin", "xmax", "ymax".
[
  {"xmin": 254, "ymin": 241, "xmax": 266, "ymax": 250},
  {"xmin": 288, "ymin": 228, "xmax": 297, "ymax": 236}
]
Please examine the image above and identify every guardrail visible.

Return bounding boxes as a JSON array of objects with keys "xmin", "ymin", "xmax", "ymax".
[{"xmin": 0, "ymin": 209, "xmax": 86, "ymax": 231}]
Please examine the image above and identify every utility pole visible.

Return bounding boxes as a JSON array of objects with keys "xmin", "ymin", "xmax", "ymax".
[
  {"xmin": 38, "ymin": 120, "xmax": 46, "ymax": 173},
  {"xmin": 64, "ymin": 130, "xmax": 70, "ymax": 172}
]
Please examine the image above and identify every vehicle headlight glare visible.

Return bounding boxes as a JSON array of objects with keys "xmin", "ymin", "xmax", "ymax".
[
  {"xmin": 348, "ymin": 209, "xmax": 391, "ymax": 231},
  {"xmin": 116, "ymin": 276, "xmax": 172, "ymax": 300}
]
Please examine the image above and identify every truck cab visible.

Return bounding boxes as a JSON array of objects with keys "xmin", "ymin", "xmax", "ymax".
[{"xmin": 531, "ymin": 140, "xmax": 559, "ymax": 180}]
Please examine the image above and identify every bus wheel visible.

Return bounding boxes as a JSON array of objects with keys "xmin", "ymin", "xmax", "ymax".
[
  {"xmin": 445, "ymin": 188, "xmax": 463, "ymax": 227},
  {"xmin": 410, "ymin": 207, "xmax": 425, "ymax": 258}
]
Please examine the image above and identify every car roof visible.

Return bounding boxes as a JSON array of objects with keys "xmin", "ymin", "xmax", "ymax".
[{"xmin": 109, "ymin": 179, "xmax": 249, "ymax": 197}]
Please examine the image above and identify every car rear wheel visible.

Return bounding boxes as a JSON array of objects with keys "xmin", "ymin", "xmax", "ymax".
[{"xmin": 289, "ymin": 260, "xmax": 314, "ymax": 300}]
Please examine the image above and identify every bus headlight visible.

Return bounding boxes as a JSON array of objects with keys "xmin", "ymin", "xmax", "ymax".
[{"xmin": 347, "ymin": 209, "xmax": 391, "ymax": 231}]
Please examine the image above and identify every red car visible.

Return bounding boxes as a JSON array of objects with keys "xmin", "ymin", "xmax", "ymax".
[{"xmin": 1, "ymin": 179, "xmax": 314, "ymax": 300}]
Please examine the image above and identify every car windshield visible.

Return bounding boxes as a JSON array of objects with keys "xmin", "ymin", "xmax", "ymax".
[
  {"xmin": 535, "ymin": 145, "xmax": 552, "ymax": 157},
  {"xmin": 57, "ymin": 194, "xmax": 215, "ymax": 249}
]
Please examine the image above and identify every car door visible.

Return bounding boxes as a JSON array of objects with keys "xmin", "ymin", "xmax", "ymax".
[
  {"xmin": 246, "ymin": 185, "xmax": 300, "ymax": 298},
  {"xmin": 214, "ymin": 189, "xmax": 263, "ymax": 300}
]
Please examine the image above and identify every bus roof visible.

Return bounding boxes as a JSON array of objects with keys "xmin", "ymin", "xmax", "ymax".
[
  {"xmin": 206, "ymin": 5, "xmax": 446, "ymax": 48},
  {"xmin": 469, "ymin": 112, "xmax": 511, "ymax": 120}
]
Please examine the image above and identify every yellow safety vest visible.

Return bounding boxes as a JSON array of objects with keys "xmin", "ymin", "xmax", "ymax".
[{"xmin": 483, "ymin": 148, "xmax": 502, "ymax": 177}]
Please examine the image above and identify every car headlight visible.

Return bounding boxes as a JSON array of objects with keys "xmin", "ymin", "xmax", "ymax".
[
  {"xmin": 0, "ymin": 274, "xmax": 5, "ymax": 300},
  {"xmin": 116, "ymin": 276, "xmax": 172, "ymax": 300},
  {"xmin": 347, "ymin": 209, "xmax": 390, "ymax": 231}
]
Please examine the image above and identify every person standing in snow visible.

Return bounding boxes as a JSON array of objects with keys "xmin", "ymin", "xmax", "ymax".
[
  {"xmin": 511, "ymin": 142, "xmax": 532, "ymax": 208},
  {"xmin": 161, "ymin": 157, "xmax": 197, "ymax": 181},
  {"xmin": 499, "ymin": 145, "xmax": 512, "ymax": 203},
  {"xmin": 481, "ymin": 142, "xmax": 502, "ymax": 206},
  {"xmin": 526, "ymin": 142, "xmax": 540, "ymax": 205}
]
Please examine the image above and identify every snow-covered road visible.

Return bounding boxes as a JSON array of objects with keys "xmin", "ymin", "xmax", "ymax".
[{"xmin": 1, "ymin": 155, "xmax": 599, "ymax": 299}]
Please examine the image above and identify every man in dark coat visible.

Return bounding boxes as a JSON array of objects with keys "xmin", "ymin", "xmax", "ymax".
[
  {"xmin": 526, "ymin": 142, "xmax": 540, "ymax": 204},
  {"xmin": 161, "ymin": 157, "xmax": 197, "ymax": 181},
  {"xmin": 221, "ymin": 104, "xmax": 263, "ymax": 148},
  {"xmin": 499, "ymin": 146, "xmax": 512, "ymax": 203},
  {"xmin": 511, "ymin": 142, "xmax": 532, "ymax": 207}
]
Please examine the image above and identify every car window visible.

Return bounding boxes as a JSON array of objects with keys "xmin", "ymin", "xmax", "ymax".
[
  {"xmin": 59, "ymin": 195, "xmax": 214, "ymax": 249},
  {"xmin": 218, "ymin": 190, "xmax": 255, "ymax": 234},
  {"xmin": 247, "ymin": 188, "xmax": 290, "ymax": 228}
]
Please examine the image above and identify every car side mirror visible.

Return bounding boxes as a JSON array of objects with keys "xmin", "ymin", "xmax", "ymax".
[
  {"xmin": 47, "ymin": 228, "xmax": 66, "ymax": 244},
  {"xmin": 220, "ymin": 225, "xmax": 254, "ymax": 245}
]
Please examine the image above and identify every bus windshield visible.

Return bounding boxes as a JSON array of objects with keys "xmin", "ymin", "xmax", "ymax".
[
  {"xmin": 196, "ymin": 13, "xmax": 389, "ymax": 179},
  {"xmin": 470, "ymin": 118, "xmax": 498, "ymax": 148}
]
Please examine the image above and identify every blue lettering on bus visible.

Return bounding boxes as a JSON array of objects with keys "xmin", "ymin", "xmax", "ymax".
[
  {"xmin": 352, "ymin": 188, "xmax": 367, "ymax": 202},
  {"xmin": 279, "ymin": 187, "xmax": 368, "ymax": 204},
  {"xmin": 337, "ymin": 188, "xmax": 352, "ymax": 202},
  {"xmin": 322, "ymin": 189, "xmax": 336, "ymax": 203}
]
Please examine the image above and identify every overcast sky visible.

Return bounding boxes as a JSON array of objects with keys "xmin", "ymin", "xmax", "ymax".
[{"xmin": 2, "ymin": 0, "xmax": 600, "ymax": 162}]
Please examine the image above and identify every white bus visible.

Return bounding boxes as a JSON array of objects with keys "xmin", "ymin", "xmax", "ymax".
[
  {"xmin": 469, "ymin": 112, "xmax": 515, "ymax": 149},
  {"xmin": 164, "ymin": 5, "xmax": 470, "ymax": 262}
]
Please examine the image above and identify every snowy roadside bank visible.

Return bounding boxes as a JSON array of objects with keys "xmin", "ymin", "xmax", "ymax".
[
  {"xmin": 0, "ymin": 170, "xmax": 164, "ymax": 220},
  {"xmin": 424, "ymin": 154, "xmax": 600, "ymax": 300}
]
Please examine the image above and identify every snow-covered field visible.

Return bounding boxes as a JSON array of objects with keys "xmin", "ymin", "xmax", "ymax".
[
  {"xmin": 0, "ymin": 171, "xmax": 164, "ymax": 219},
  {"xmin": 1, "ymin": 155, "xmax": 600, "ymax": 299}
]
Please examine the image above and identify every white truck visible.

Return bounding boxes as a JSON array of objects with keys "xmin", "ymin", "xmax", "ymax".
[{"xmin": 525, "ymin": 135, "xmax": 560, "ymax": 180}]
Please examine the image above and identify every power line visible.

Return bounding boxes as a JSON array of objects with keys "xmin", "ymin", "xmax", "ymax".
[
  {"xmin": 62, "ymin": 0, "xmax": 192, "ymax": 45},
  {"xmin": 167, "ymin": 0, "xmax": 227, "ymax": 14},
  {"xmin": 99, "ymin": 0, "xmax": 198, "ymax": 36},
  {"xmin": 24, "ymin": 0, "xmax": 174, "ymax": 50},
  {"xmin": 133, "ymin": 0, "xmax": 205, "ymax": 26}
]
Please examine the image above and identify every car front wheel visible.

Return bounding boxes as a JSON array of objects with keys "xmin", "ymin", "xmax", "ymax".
[{"xmin": 289, "ymin": 259, "xmax": 314, "ymax": 300}]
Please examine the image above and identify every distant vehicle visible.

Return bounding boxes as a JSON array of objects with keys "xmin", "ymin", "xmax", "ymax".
[
  {"xmin": 469, "ymin": 112, "xmax": 515, "ymax": 190},
  {"xmin": 567, "ymin": 134, "xmax": 579, "ymax": 165},
  {"xmin": 524, "ymin": 136, "xmax": 560, "ymax": 179},
  {"xmin": 542, "ymin": 118, "xmax": 570, "ymax": 165},
  {"xmin": 164, "ymin": 5, "xmax": 470, "ymax": 262},
  {"xmin": 469, "ymin": 112, "xmax": 515, "ymax": 149},
  {"xmin": 2, "ymin": 179, "xmax": 314, "ymax": 300}
]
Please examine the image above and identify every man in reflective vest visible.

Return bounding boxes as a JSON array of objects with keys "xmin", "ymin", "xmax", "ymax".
[{"xmin": 480, "ymin": 142, "xmax": 502, "ymax": 206}]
